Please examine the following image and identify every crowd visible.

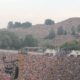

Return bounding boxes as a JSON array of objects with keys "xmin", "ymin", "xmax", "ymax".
[
  {"xmin": 19, "ymin": 55, "xmax": 80, "ymax": 80},
  {"xmin": 0, "ymin": 53, "xmax": 80, "ymax": 80}
]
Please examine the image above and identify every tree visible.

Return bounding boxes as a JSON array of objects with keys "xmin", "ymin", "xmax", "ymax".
[
  {"xmin": 14, "ymin": 22, "xmax": 22, "ymax": 28},
  {"xmin": 45, "ymin": 29, "xmax": 56, "ymax": 39},
  {"xmin": 22, "ymin": 22, "xmax": 32, "ymax": 28},
  {"xmin": 7, "ymin": 21, "xmax": 32, "ymax": 29},
  {"xmin": 7, "ymin": 21, "xmax": 14, "ymax": 29},
  {"xmin": 43, "ymin": 43, "xmax": 55, "ymax": 49},
  {"xmin": 57, "ymin": 26, "xmax": 67, "ymax": 35},
  {"xmin": 64, "ymin": 30, "xmax": 67, "ymax": 35},
  {"xmin": 60, "ymin": 40, "xmax": 80, "ymax": 51},
  {"xmin": 77, "ymin": 24, "xmax": 80, "ymax": 32},
  {"xmin": 23, "ymin": 35, "xmax": 38, "ymax": 47},
  {"xmin": 44, "ymin": 19, "xmax": 55, "ymax": 25},
  {"xmin": 71, "ymin": 26, "xmax": 76, "ymax": 35},
  {"xmin": 0, "ymin": 31, "xmax": 21, "ymax": 49}
]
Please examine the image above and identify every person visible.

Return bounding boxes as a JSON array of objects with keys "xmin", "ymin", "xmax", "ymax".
[{"xmin": 0, "ymin": 69, "xmax": 11, "ymax": 80}]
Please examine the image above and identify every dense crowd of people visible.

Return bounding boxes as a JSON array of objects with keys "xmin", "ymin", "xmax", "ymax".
[{"xmin": 0, "ymin": 53, "xmax": 80, "ymax": 80}]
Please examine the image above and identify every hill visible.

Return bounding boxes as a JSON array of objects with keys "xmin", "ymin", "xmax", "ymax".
[
  {"xmin": 1, "ymin": 17, "xmax": 80, "ymax": 47},
  {"xmin": 6, "ymin": 17, "xmax": 80, "ymax": 38}
]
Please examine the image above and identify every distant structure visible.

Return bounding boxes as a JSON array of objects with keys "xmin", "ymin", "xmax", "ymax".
[
  {"xmin": 19, "ymin": 47, "xmax": 44, "ymax": 55},
  {"xmin": 68, "ymin": 50, "xmax": 80, "ymax": 57},
  {"xmin": 19, "ymin": 47, "xmax": 58, "ymax": 56},
  {"xmin": 44, "ymin": 49, "xmax": 57, "ymax": 56}
]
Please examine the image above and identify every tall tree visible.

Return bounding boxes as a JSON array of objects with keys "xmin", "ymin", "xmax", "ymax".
[
  {"xmin": 46, "ymin": 29, "xmax": 56, "ymax": 39},
  {"xmin": 71, "ymin": 26, "xmax": 76, "ymax": 35},
  {"xmin": 7, "ymin": 21, "xmax": 14, "ymax": 29},
  {"xmin": 44, "ymin": 19, "xmax": 55, "ymax": 25},
  {"xmin": 23, "ymin": 35, "xmax": 38, "ymax": 47},
  {"xmin": 22, "ymin": 22, "xmax": 32, "ymax": 28},
  {"xmin": 77, "ymin": 24, "xmax": 80, "ymax": 32},
  {"xmin": 0, "ymin": 31, "xmax": 21, "ymax": 49},
  {"xmin": 14, "ymin": 22, "xmax": 22, "ymax": 28},
  {"xmin": 57, "ymin": 26, "xmax": 67, "ymax": 35}
]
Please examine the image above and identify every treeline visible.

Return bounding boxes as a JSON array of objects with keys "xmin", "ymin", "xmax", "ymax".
[
  {"xmin": 0, "ymin": 31, "xmax": 38, "ymax": 50},
  {"xmin": 45, "ymin": 24, "xmax": 80, "ymax": 40},
  {"xmin": 45, "ymin": 26, "xmax": 67, "ymax": 39},
  {"xmin": 7, "ymin": 19, "xmax": 55, "ymax": 29},
  {"xmin": 7, "ymin": 21, "xmax": 32, "ymax": 29},
  {"xmin": 0, "ymin": 31, "xmax": 80, "ymax": 50},
  {"xmin": 60, "ymin": 40, "xmax": 80, "ymax": 51}
]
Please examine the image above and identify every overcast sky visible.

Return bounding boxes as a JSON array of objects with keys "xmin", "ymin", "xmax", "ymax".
[{"xmin": 0, "ymin": 0, "xmax": 80, "ymax": 28}]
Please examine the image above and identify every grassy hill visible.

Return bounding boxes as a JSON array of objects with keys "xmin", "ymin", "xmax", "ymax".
[
  {"xmin": 2, "ymin": 17, "xmax": 80, "ymax": 47},
  {"xmin": 6, "ymin": 17, "xmax": 80, "ymax": 38}
]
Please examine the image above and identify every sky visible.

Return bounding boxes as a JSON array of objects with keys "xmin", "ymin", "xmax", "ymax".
[{"xmin": 0, "ymin": 0, "xmax": 80, "ymax": 28}]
